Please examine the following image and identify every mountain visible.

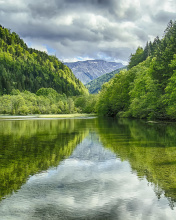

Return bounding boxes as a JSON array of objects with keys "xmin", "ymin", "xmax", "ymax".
[
  {"xmin": 85, "ymin": 66, "xmax": 127, "ymax": 94},
  {"xmin": 65, "ymin": 60, "xmax": 125, "ymax": 84},
  {"xmin": 0, "ymin": 25, "xmax": 88, "ymax": 96}
]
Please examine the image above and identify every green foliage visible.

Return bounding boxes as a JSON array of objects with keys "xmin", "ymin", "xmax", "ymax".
[
  {"xmin": 74, "ymin": 94, "xmax": 98, "ymax": 113},
  {"xmin": 164, "ymin": 55, "xmax": 176, "ymax": 119},
  {"xmin": 0, "ymin": 89, "xmax": 96, "ymax": 115},
  {"xmin": 96, "ymin": 69, "xmax": 135, "ymax": 116},
  {"xmin": 85, "ymin": 67, "xmax": 126, "ymax": 94},
  {"xmin": 0, "ymin": 25, "xmax": 88, "ymax": 96},
  {"xmin": 97, "ymin": 20, "xmax": 176, "ymax": 120},
  {"xmin": 128, "ymin": 47, "xmax": 144, "ymax": 69},
  {"xmin": 128, "ymin": 37, "xmax": 161, "ymax": 70},
  {"xmin": 36, "ymin": 87, "xmax": 59, "ymax": 97},
  {"xmin": 127, "ymin": 59, "xmax": 160, "ymax": 119}
]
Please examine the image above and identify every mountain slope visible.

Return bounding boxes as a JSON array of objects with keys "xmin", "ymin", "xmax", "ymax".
[
  {"xmin": 85, "ymin": 66, "xmax": 127, "ymax": 94},
  {"xmin": 65, "ymin": 60, "xmax": 125, "ymax": 84},
  {"xmin": 0, "ymin": 25, "xmax": 88, "ymax": 96},
  {"xmin": 96, "ymin": 20, "xmax": 176, "ymax": 120}
]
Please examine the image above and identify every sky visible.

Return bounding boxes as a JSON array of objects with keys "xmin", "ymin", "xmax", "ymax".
[{"xmin": 0, "ymin": 0, "xmax": 176, "ymax": 64}]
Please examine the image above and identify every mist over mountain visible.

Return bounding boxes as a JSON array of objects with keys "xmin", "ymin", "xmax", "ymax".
[{"xmin": 65, "ymin": 60, "xmax": 125, "ymax": 84}]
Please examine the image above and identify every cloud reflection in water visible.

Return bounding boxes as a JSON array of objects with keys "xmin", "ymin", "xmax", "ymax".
[{"xmin": 0, "ymin": 134, "xmax": 175, "ymax": 220}]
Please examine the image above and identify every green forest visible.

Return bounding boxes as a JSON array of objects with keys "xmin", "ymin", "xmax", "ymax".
[
  {"xmin": 96, "ymin": 20, "xmax": 176, "ymax": 120},
  {"xmin": 0, "ymin": 88, "xmax": 97, "ymax": 115},
  {"xmin": 1, "ymin": 20, "xmax": 176, "ymax": 119},
  {"xmin": 0, "ymin": 25, "xmax": 88, "ymax": 97},
  {"xmin": 0, "ymin": 25, "xmax": 99, "ymax": 115},
  {"xmin": 85, "ymin": 66, "xmax": 126, "ymax": 94}
]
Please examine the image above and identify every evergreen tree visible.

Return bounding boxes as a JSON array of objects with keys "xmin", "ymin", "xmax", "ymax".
[{"xmin": 97, "ymin": 20, "xmax": 176, "ymax": 120}]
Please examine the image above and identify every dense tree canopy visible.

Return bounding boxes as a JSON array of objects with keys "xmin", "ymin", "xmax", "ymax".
[
  {"xmin": 85, "ymin": 67, "xmax": 126, "ymax": 94},
  {"xmin": 0, "ymin": 88, "xmax": 97, "ymax": 115},
  {"xmin": 96, "ymin": 20, "xmax": 176, "ymax": 120},
  {"xmin": 0, "ymin": 25, "xmax": 88, "ymax": 96}
]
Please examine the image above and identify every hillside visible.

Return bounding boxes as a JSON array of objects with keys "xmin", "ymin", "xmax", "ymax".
[
  {"xmin": 0, "ymin": 25, "xmax": 88, "ymax": 96},
  {"xmin": 65, "ymin": 60, "xmax": 124, "ymax": 84},
  {"xmin": 96, "ymin": 20, "xmax": 176, "ymax": 120},
  {"xmin": 85, "ymin": 66, "xmax": 127, "ymax": 94}
]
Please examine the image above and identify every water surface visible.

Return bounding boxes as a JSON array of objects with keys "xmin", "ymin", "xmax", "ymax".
[{"xmin": 0, "ymin": 117, "xmax": 176, "ymax": 219}]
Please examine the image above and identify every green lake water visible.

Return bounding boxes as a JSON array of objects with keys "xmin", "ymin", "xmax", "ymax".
[{"xmin": 0, "ymin": 117, "xmax": 176, "ymax": 219}]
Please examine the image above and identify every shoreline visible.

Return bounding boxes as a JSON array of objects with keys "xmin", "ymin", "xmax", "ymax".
[{"xmin": 0, "ymin": 113, "xmax": 97, "ymax": 120}]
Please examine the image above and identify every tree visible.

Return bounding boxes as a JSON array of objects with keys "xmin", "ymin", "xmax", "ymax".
[
  {"xmin": 0, "ymin": 25, "xmax": 88, "ymax": 96},
  {"xmin": 128, "ymin": 47, "xmax": 144, "ymax": 69},
  {"xmin": 128, "ymin": 59, "xmax": 160, "ymax": 119}
]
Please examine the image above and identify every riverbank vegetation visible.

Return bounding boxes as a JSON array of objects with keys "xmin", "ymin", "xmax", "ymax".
[
  {"xmin": 96, "ymin": 20, "xmax": 176, "ymax": 120},
  {"xmin": 1, "ymin": 21, "xmax": 176, "ymax": 119},
  {"xmin": 0, "ymin": 88, "xmax": 98, "ymax": 115},
  {"xmin": 0, "ymin": 25, "xmax": 98, "ymax": 115}
]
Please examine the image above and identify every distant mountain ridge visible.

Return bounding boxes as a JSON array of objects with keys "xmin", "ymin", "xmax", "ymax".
[
  {"xmin": 86, "ymin": 66, "xmax": 127, "ymax": 94},
  {"xmin": 65, "ymin": 60, "xmax": 125, "ymax": 84}
]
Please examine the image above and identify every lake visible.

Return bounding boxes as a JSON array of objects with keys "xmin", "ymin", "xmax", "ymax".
[{"xmin": 0, "ymin": 116, "xmax": 176, "ymax": 219}]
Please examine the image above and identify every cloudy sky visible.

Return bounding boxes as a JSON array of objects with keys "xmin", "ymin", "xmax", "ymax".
[{"xmin": 0, "ymin": 0, "xmax": 176, "ymax": 64}]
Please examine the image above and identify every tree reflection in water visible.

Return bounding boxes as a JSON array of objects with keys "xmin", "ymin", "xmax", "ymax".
[{"xmin": 0, "ymin": 117, "xmax": 176, "ymax": 219}]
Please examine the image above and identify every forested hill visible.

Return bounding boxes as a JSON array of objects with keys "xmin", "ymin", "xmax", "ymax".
[
  {"xmin": 96, "ymin": 20, "xmax": 176, "ymax": 120},
  {"xmin": 86, "ymin": 66, "xmax": 126, "ymax": 94},
  {"xmin": 0, "ymin": 25, "xmax": 88, "ymax": 96}
]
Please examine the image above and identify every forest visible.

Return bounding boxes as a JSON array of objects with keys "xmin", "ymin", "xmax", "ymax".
[
  {"xmin": 1, "ymin": 20, "xmax": 176, "ymax": 119},
  {"xmin": 0, "ymin": 25, "xmax": 99, "ymax": 114},
  {"xmin": 85, "ymin": 66, "xmax": 126, "ymax": 94},
  {"xmin": 0, "ymin": 25, "xmax": 88, "ymax": 96},
  {"xmin": 96, "ymin": 20, "xmax": 176, "ymax": 120},
  {"xmin": 0, "ymin": 88, "xmax": 98, "ymax": 115}
]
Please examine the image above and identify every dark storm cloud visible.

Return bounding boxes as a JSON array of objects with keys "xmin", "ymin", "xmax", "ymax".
[
  {"xmin": 154, "ymin": 10, "xmax": 176, "ymax": 24},
  {"xmin": 0, "ymin": 0, "xmax": 176, "ymax": 63},
  {"xmin": 27, "ymin": 0, "xmax": 140, "ymax": 23},
  {"xmin": 28, "ymin": 1, "xmax": 58, "ymax": 18},
  {"xmin": 28, "ymin": 0, "xmax": 109, "ymax": 18},
  {"xmin": 20, "ymin": 21, "xmax": 102, "ymax": 43},
  {"xmin": 63, "ymin": 0, "xmax": 140, "ymax": 21}
]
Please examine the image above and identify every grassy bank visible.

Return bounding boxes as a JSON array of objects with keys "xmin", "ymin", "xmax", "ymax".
[{"xmin": 0, "ymin": 113, "xmax": 97, "ymax": 120}]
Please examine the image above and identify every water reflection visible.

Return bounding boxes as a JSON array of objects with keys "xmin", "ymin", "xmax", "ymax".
[
  {"xmin": 0, "ymin": 117, "xmax": 176, "ymax": 219},
  {"xmin": 0, "ymin": 119, "xmax": 89, "ymax": 201},
  {"xmin": 97, "ymin": 118, "xmax": 176, "ymax": 206}
]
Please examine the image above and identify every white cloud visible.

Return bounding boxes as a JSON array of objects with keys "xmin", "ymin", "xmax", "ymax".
[
  {"xmin": 30, "ymin": 43, "xmax": 48, "ymax": 53},
  {"xmin": 0, "ymin": 0, "xmax": 176, "ymax": 63}
]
